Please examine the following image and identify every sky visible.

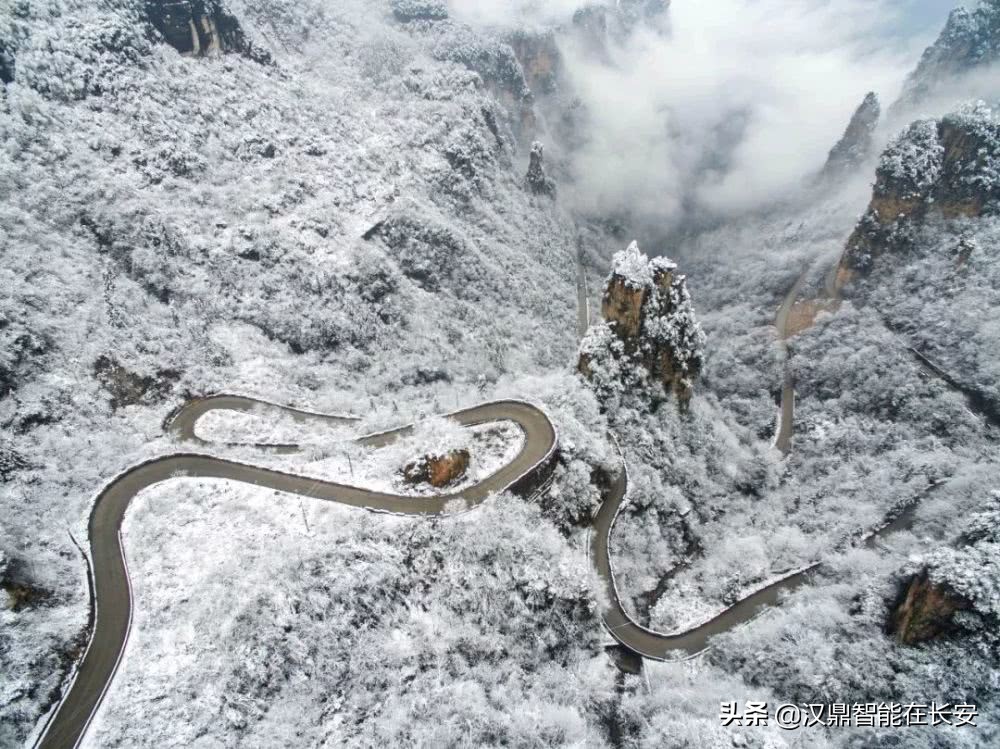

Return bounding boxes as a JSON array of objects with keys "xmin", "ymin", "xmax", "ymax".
[{"xmin": 897, "ymin": 0, "xmax": 960, "ymax": 35}]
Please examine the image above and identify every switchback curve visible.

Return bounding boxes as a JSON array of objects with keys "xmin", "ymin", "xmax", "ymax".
[
  {"xmin": 39, "ymin": 256, "xmax": 936, "ymax": 747},
  {"xmin": 34, "ymin": 399, "xmax": 556, "ymax": 749}
]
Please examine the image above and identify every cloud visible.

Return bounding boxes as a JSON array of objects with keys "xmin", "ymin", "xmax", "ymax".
[
  {"xmin": 453, "ymin": 0, "xmax": 946, "ymax": 231},
  {"xmin": 556, "ymin": 0, "xmax": 935, "ymax": 227},
  {"xmin": 448, "ymin": 0, "xmax": 587, "ymax": 28}
]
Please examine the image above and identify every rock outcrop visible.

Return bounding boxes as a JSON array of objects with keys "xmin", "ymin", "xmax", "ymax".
[
  {"xmin": 891, "ymin": 499, "xmax": 1000, "ymax": 645},
  {"xmin": 0, "ymin": 554, "xmax": 51, "ymax": 612},
  {"xmin": 834, "ymin": 103, "xmax": 1000, "ymax": 293},
  {"xmin": 503, "ymin": 29, "xmax": 562, "ymax": 97},
  {"xmin": 572, "ymin": 0, "xmax": 670, "ymax": 57},
  {"xmin": 363, "ymin": 199, "xmax": 472, "ymax": 292},
  {"xmin": 890, "ymin": 572, "xmax": 971, "ymax": 645},
  {"xmin": 892, "ymin": 1, "xmax": 1000, "ymax": 116},
  {"xmin": 403, "ymin": 449, "xmax": 470, "ymax": 488},
  {"xmin": 821, "ymin": 92, "xmax": 880, "ymax": 179},
  {"xmin": 525, "ymin": 141, "xmax": 556, "ymax": 197},
  {"xmin": 579, "ymin": 241, "xmax": 705, "ymax": 407},
  {"xmin": 0, "ymin": 444, "xmax": 28, "ymax": 482},
  {"xmin": 0, "ymin": 37, "xmax": 13, "ymax": 85},
  {"xmin": 145, "ymin": 1, "xmax": 270, "ymax": 63},
  {"xmin": 93, "ymin": 355, "xmax": 180, "ymax": 411},
  {"xmin": 430, "ymin": 27, "xmax": 536, "ymax": 142}
]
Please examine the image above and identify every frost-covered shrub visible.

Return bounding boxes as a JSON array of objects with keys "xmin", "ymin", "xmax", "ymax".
[
  {"xmin": 923, "ymin": 493, "xmax": 1000, "ymax": 626},
  {"xmin": 220, "ymin": 498, "xmax": 603, "ymax": 745},
  {"xmin": 390, "ymin": 0, "xmax": 448, "ymax": 23},
  {"xmin": 232, "ymin": 134, "xmax": 278, "ymax": 161},
  {"xmin": 0, "ymin": 443, "xmax": 29, "ymax": 481},
  {"xmin": 875, "ymin": 119, "xmax": 943, "ymax": 201},
  {"xmin": 939, "ymin": 100, "xmax": 1000, "ymax": 197},
  {"xmin": 0, "ymin": 323, "xmax": 50, "ymax": 399},
  {"xmin": 400, "ymin": 62, "xmax": 480, "ymax": 101},
  {"xmin": 15, "ymin": 10, "xmax": 150, "ymax": 101},
  {"xmin": 643, "ymin": 263, "xmax": 706, "ymax": 380},
  {"xmin": 345, "ymin": 243, "xmax": 400, "ymax": 306},
  {"xmin": 240, "ymin": 0, "xmax": 315, "ymax": 44},
  {"xmin": 439, "ymin": 118, "xmax": 503, "ymax": 199},
  {"xmin": 366, "ymin": 200, "xmax": 471, "ymax": 291},
  {"xmin": 430, "ymin": 25, "xmax": 531, "ymax": 106},
  {"xmin": 577, "ymin": 321, "xmax": 637, "ymax": 408},
  {"xmin": 357, "ymin": 35, "xmax": 411, "ymax": 84}
]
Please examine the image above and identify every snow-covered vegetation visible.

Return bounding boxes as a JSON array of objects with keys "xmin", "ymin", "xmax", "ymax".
[
  {"xmin": 92, "ymin": 479, "xmax": 605, "ymax": 747},
  {"xmin": 5, "ymin": 0, "xmax": 1000, "ymax": 747}
]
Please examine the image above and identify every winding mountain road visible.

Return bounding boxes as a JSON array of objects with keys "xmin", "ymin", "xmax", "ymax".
[
  {"xmin": 773, "ymin": 269, "xmax": 810, "ymax": 454},
  {"xmin": 591, "ymin": 466, "xmax": 818, "ymax": 659},
  {"xmin": 37, "ymin": 258, "xmax": 922, "ymax": 748},
  {"xmin": 576, "ymin": 252, "xmax": 591, "ymax": 340},
  {"xmin": 35, "ymin": 399, "xmax": 557, "ymax": 749}
]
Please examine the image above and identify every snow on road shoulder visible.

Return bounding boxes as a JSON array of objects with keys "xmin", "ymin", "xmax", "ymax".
[
  {"xmin": 286, "ymin": 419, "xmax": 526, "ymax": 496},
  {"xmin": 198, "ymin": 415, "xmax": 527, "ymax": 496},
  {"xmin": 90, "ymin": 478, "xmax": 404, "ymax": 748},
  {"xmin": 193, "ymin": 405, "xmax": 356, "ymax": 445}
]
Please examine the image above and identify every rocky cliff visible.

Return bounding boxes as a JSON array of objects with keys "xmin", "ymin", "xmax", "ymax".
[
  {"xmin": 892, "ymin": 1, "xmax": 1000, "ymax": 116},
  {"xmin": 525, "ymin": 141, "xmax": 556, "ymax": 197},
  {"xmin": 834, "ymin": 102, "xmax": 1000, "ymax": 293},
  {"xmin": 503, "ymin": 29, "xmax": 562, "ymax": 98},
  {"xmin": 572, "ymin": 0, "xmax": 670, "ymax": 58},
  {"xmin": 890, "ymin": 572, "xmax": 971, "ymax": 645},
  {"xmin": 579, "ymin": 241, "xmax": 705, "ymax": 407},
  {"xmin": 145, "ymin": 1, "xmax": 270, "ymax": 63},
  {"xmin": 821, "ymin": 92, "xmax": 880, "ymax": 179},
  {"xmin": 890, "ymin": 499, "xmax": 1000, "ymax": 645}
]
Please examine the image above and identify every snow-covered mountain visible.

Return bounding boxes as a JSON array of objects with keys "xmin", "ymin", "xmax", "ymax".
[
  {"xmin": 893, "ymin": 0, "xmax": 1000, "ymax": 115},
  {"xmin": 4, "ymin": 2, "xmax": 1000, "ymax": 748}
]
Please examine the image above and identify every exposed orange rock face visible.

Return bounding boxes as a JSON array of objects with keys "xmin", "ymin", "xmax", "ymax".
[
  {"xmin": 890, "ymin": 572, "xmax": 971, "ymax": 645},
  {"xmin": 869, "ymin": 195, "xmax": 924, "ymax": 225},
  {"xmin": 601, "ymin": 277, "xmax": 647, "ymax": 339},
  {"xmin": 785, "ymin": 299, "xmax": 841, "ymax": 338},
  {"xmin": 579, "ymin": 242, "xmax": 705, "ymax": 407},
  {"xmin": 833, "ymin": 265, "xmax": 856, "ymax": 293},
  {"xmin": 403, "ymin": 449, "xmax": 470, "ymax": 488},
  {"xmin": 834, "ymin": 108, "xmax": 1000, "ymax": 295}
]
